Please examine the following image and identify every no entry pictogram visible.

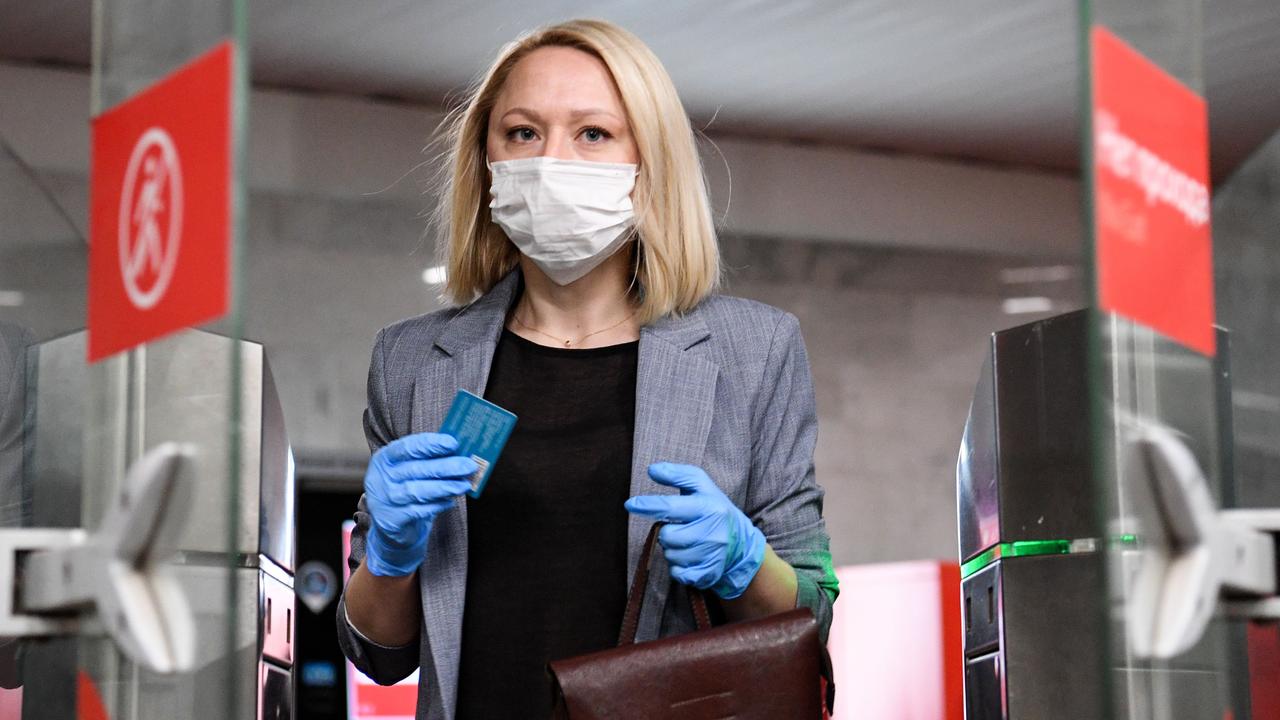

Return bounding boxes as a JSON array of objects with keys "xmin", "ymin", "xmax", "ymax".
[{"xmin": 88, "ymin": 42, "xmax": 233, "ymax": 362}]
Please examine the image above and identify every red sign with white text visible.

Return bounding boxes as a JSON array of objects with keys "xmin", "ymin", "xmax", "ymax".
[
  {"xmin": 88, "ymin": 41, "xmax": 233, "ymax": 362},
  {"xmin": 1091, "ymin": 26, "xmax": 1214, "ymax": 356}
]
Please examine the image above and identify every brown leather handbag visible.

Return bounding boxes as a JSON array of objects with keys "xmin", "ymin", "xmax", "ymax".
[{"xmin": 547, "ymin": 523, "xmax": 835, "ymax": 719}]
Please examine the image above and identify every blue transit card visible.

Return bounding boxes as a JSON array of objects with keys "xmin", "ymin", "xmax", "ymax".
[{"xmin": 438, "ymin": 389, "xmax": 517, "ymax": 498}]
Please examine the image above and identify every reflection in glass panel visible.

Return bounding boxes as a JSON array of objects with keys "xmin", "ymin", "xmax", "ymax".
[
  {"xmin": 1215, "ymin": 129, "xmax": 1280, "ymax": 511},
  {"xmin": 1213, "ymin": 129, "xmax": 1280, "ymax": 720},
  {"xmin": 0, "ymin": 127, "xmax": 89, "ymax": 719}
]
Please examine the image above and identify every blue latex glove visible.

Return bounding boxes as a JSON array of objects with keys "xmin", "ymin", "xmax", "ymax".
[
  {"xmin": 363, "ymin": 432, "xmax": 477, "ymax": 577},
  {"xmin": 624, "ymin": 462, "xmax": 767, "ymax": 599}
]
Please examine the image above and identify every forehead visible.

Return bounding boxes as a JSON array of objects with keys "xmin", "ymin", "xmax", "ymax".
[{"xmin": 494, "ymin": 45, "xmax": 626, "ymax": 114}]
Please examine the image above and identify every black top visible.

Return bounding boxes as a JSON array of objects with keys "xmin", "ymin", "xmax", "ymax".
[{"xmin": 455, "ymin": 328, "xmax": 638, "ymax": 719}]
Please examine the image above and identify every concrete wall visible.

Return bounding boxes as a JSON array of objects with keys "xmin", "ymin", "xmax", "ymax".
[
  {"xmin": 0, "ymin": 61, "xmax": 1082, "ymax": 256},
  {"xmin": 0, "ymin": 61, "xmax": 1084, "ymax": 564}
]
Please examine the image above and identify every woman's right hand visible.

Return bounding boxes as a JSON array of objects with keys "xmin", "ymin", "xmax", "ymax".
[{"xmin": 362, "ymin": 432, "xmax": 478, "ymax": 577}]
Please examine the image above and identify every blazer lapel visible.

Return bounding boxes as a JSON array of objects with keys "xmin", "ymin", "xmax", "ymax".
[
  {"xmin": 411, "ymin": 271, "xmax": 519, "ymax": 717},
  {"xmin": 627, "ymin": 311, "xmax": 718, "ymax": 641}
]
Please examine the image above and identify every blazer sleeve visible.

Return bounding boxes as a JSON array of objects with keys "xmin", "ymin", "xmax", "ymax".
[
  {"xmin": 745, "ymin": 312, "xmax": 840, "ymax": 644},
  {"xmin": 335, "ymin": 327, "xmax": 422, "ymax": 685}
]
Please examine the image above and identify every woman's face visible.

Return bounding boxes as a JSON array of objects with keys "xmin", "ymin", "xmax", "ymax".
[{"xmin": 487, "ymin": 46, "xmax": 639, "ymax": 165}]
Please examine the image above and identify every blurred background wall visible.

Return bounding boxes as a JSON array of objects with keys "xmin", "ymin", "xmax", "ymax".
[{"xmin": 0, "ymin": 60, "xmax": 1082, "ymax": 564}]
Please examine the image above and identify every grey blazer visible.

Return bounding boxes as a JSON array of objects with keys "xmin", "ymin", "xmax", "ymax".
[{"xmin": 337, "ymin": 271, "xmax": 839, "ymax": 720}]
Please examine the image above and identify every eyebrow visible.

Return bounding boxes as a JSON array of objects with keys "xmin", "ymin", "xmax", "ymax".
[{"xmin": 499, "ymin": 106, "xmax": 624, "ymax": 123}]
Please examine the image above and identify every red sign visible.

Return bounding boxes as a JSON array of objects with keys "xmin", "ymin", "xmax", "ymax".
[
  {"xmin": 88, "ymin": 42, "xmax": 233, "ymax": 362},
  {"xmin": 1091, "ymin": 26, "xmax": 1214, "ymax": 356},
  {"xmin": 826, "ymin": 562, "xmax": 963, "ymax": 720}
]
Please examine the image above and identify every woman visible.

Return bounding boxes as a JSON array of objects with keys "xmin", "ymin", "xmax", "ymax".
[{"xmin": 338, "ymin": 19, "xmax": 838, "ymax": 719}]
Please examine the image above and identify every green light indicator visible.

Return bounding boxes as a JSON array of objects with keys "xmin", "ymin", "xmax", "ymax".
[
  {"xmin": 1006, "ymin": 539, "xmax": 1072, "ymax": 558},
  {"xmin": 960, "ymin": 536, "xmax": 1141, "ymax": 579},
  {"xmin": 959, "ymin": 540, "xmax": 1072, "ymax": 578},
  {"xmin": 960, "ymin": 545, "xmax": 1001, "ymax": 579}
]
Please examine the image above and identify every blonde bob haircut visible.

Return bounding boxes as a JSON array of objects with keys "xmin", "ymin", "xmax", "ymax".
[{"xmin": 436, "ymin": 18, "xmax": 721, "ymax": 324}]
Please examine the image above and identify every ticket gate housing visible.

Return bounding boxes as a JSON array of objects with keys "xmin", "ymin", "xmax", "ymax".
[
  {"xmin": 956, "ymin": 311, "xmax": 1240, "ymax": 719},
  {"xmin": 16, "ymin": 329, "xmax": 296, "ymax": 719}
]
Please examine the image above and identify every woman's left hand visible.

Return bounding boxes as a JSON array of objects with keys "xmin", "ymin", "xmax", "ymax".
[{"xmin": 624, "ymin": 462, "xmax": 767, "ymax": 599}]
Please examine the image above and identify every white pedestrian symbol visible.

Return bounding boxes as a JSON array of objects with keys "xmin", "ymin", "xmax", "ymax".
[
  {"xmin": 118, "ymin": 127, "xmax": 183, "ymax": 310},
  {"xmin": 127, "ymin": 156, "xmax": 167, "ymax": 278}
]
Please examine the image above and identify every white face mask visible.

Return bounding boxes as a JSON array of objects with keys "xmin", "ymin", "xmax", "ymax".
[{"xmin": 488, "ymin": 156, "xmax": 638, "ymax": 286}]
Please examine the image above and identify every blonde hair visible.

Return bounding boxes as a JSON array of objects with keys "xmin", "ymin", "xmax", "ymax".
[{"xmin": 435, "ymin": 18, "xmax": 720, "ymax": 324}]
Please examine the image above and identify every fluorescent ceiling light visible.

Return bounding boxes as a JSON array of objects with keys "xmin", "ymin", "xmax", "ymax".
[
  {"xmin": 421, "ymin": 266, "xmax": 447, "ymax": 285},
  {"xmin": 0, "ymin": 291, "xmax": 24, "ymax": 306},
  {"xmin": 1002, "ymin": 296, "xmax": 1054, "ymax": 315},
  {"xmin": 1000, "ymin": 265, "xmax": 1077, "ymax": 284}
]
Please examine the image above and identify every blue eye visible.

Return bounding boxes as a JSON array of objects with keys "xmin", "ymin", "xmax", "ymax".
[
  {"xmin": 582, "ymin": 127, "xmax": 609, "ymax": 143},
  {"xmin": 509, "ymin": 127, "xmax": 537, "ymax": 142}
]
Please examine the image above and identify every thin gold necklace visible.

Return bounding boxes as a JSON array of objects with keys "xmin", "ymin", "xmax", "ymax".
[{"xmin": 512, "ymin": 308, "xmax": 638, "ymax": 348}]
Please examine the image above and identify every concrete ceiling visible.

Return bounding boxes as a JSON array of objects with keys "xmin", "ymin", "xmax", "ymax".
[{"xmin": 2, "ymin": 0, "xmax": 1278, "ymax": 181}]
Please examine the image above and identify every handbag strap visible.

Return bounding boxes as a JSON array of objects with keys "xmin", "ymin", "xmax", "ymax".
[{"xmin": 617, "ymin": 522, "xmax": 712, "ymax": 646}]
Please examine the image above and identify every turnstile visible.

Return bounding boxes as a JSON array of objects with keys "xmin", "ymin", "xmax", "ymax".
[
  {"xmin": 15, "ymin": 329, "xmax": 296, "ymax": 719},
  {"xmin": 956, "ymin": 311, "xmax": 1237, "ymax": 719}
]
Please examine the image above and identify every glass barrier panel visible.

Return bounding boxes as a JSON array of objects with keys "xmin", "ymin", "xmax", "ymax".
[
  {"xmin": 0, "ymin": 112, "xmax": 90, "ymax": 720},
  {"xmin": 4, "ymin": 1, "xmax": 257, "ymax": 718},
  {"xmin": 1082, "ymin": 0, "xmax": 1255, "ymax": 718}
]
